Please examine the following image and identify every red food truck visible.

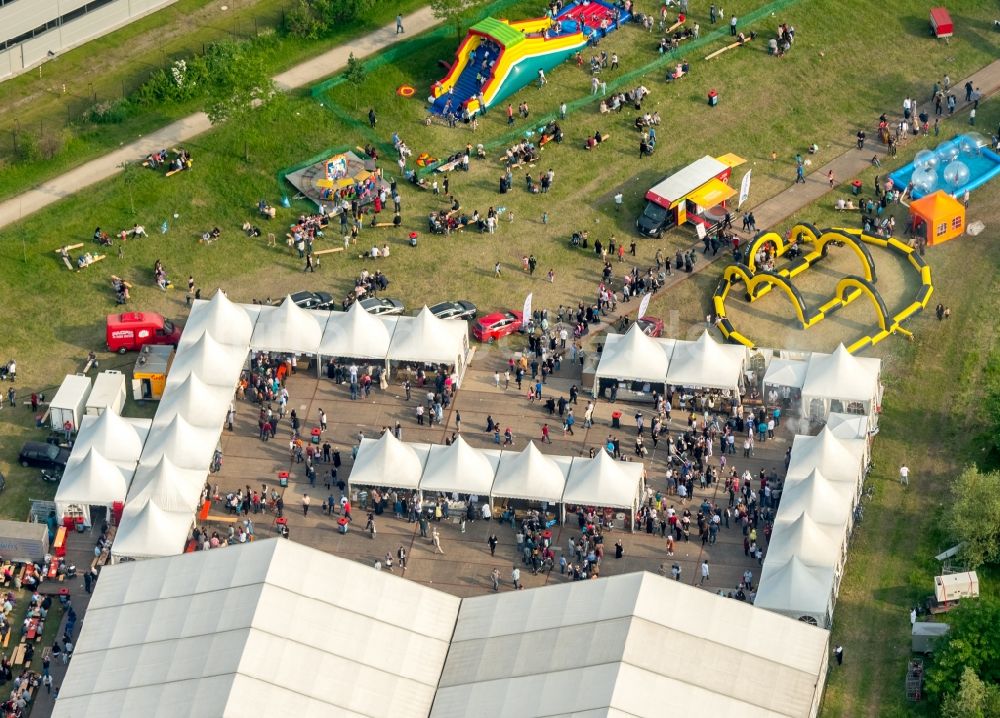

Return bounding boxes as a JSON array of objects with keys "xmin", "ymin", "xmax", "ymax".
[{"xmin": 106, "ymin": 312, "xmax": 182, "ymax": 354}]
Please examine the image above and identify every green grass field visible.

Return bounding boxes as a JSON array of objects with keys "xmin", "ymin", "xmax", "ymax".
[{"xmin": 0, "ymin": 0, "xmax": 999, "ymax": 713}]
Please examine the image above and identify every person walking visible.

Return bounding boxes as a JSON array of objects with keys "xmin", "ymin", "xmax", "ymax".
[
  {"xmin": 397, "ymin": 545, "xmax": 407, "ymax": 570},
  {"xmin": 488, "ymin": 533, "xmax": 498, "ymax": 556},
  {"xmin": 396, "ymin": 13, "xmax": 404, "ymax": 34},
  {"xmin": 834, "ymin": 645, "xmax": 844, "ymax": 665},
  {"xmin": 365, "ymin": 511, "xmax": 376, "ymax": 538},
  {"xmin": 795, "ymin": 162, "xmax": 805, "ymax": 184},
  {"xmin": 511, "ymin": 565, "xmax": 522, "ymax": 589},
  {"xmin": 700, "ymin": 559, "xmax": 710, "ymax": 585},
  {"xmin": 491, "ymin": 567, "xmax": 501, "ymax": 591},
  {"xmin": 432, "ymin": 528, "xmax": 444, "ymax": 554},
  {"xmin": 318, "ymin": 409, "xmax": 327, "ymax": 432},
  {"xmin": 302, "ymin": 493, "xmax": 310, "ymax": 516},
  {"xmin": 494, "ymin": 261, "xmax": 502, "ymax": 278},
  {"xmin": 304, "ymin": 253, "xmax": 315, "ymax": 272},
  {"xmin": 899, "ymin": 464, "xmax": 909, "ymax": 486}
]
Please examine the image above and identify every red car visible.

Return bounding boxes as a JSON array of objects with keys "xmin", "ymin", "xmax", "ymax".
[
  {"xmin": 637, "ymin": 315, "xmax": 664, "ymax": 338},
  {"xmin": 472, "ymin": 310, "xmax": 523, "ymax": 343}
]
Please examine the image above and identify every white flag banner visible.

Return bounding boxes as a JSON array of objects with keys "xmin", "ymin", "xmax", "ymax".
[
  {"xmin": 523, "ymin": 293, "xmax": 533, "ymax": 324},
  {"xmin": 638, "ymin": 292, "xmax": 652, "ymax": 320},
  {"xmin": 738, "ymin": 169, "xmax": 752, "ymax": 208}
]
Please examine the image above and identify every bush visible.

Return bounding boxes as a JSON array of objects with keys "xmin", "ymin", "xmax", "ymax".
[
  {"xmin": 283, "ymin": 0, "xmax": 379, "ymax": 38},
  {"xmin": 84, "ymin": 98, "xmax": 134, "ymax": 124},
  {"xmin": 285, "ymin": 0, "xmax": 326, "ymax": 39},
  {"xmin": 13, "ymin": 131, "xmax": 41, "ymax": 163}
]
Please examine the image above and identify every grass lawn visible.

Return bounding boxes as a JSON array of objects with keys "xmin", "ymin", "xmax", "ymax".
[{"xmin": 0, "ymin": 0, "xmax": 999, "ymax": 714}]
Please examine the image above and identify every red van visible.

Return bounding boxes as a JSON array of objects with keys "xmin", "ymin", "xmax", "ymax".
[{"xmin": 106, "ymin": 312, "xmax": 182, "ymax": 354}]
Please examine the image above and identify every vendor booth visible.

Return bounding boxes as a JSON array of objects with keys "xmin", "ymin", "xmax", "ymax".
[
  {"xmin": 179, "ymin": 290, "xmax": 257, "ymax": 348},
  {"xmin": 754, "ymin": 555, "xmax": 836, "ymax": 628},
  {"xmin": 0, "ymin": 521, "xmax": 49, "ymax": 564},
  {"xmin": 638, "ymin": 155, "xmax": 744, "ymax": 237},
  {"xmin": 386, "ymin": 306, "xmax": 471, "ymax": 379},
  {"xmin": 54, "ymin": 448, "xmax": 134, "ymax": 528},
  {"xmin": 249, "ymin": 295, "xmax": 324, "ymax": 355},
  {"xmin": 908, "ymin": 190, "xmax": 964, "ymax": 246},
  {"xmin": 800, "ymin": 344, "xmax": 882, "ymax": 424},
  {"xmin": 111, "ymin": 498, "xmax": 194, "ymax": 560},
  {"xmin": 762, "ymin": 357, "xmax": 806, "ymax": 408},
  {"xmin": 592, "ymin": 324, "xmax": 673, "ymax": 401},
  {"xmin": 348, "ymin": 433, "xmax": 431, "ymax": 499},
  {"xmin": 561, "ymin": 450, "xmax": 645, "ymax": 532},
  {"xmin": 419, "ymin": 438, "xmax": 501, "ymax": 517},
  {"xmin": 665, "ymin": 330, "xmax": 747, "ymax": 395},
  {"xmin": 132, "ymin": 345, "xmax": 173, "ymax": 401},
  {"xmin": 491, "ymin": 442, "xmax": 571, "ymax": 525},
  {"xmin": 318, "ymin": 301, "xmax": 397, "ymax": 365}
]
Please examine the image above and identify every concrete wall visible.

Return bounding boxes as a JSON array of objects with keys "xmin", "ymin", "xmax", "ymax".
[{"xmin": 0, "ymin": 0, "xmax": 177, "ymax": 81}]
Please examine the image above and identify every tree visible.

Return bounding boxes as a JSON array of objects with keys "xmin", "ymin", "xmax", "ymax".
[
  {"xmin": 119, "ymin": 161, "xmax": 141, "ymax": 216},
  {"xmin": 926, "ymin": 599, "xmax": 1000, "ymax": 703},
  {"xmin": 343, "ymin": 52, "xmax": 367, "ymax": 110},
  {"xmin": 948, "ymin": 466, "xmax": 1000, "ymax": 568},
  {"xmin": 203, "ymin": 39, "xmax": 277, "ymax": 161},
  {"xmin": 941, "ymin": 667, "xmax": 1000, "ymax": 718},
  {"xmin": 430, "ymin": 0, "xmax": 488, "ymax": 39}
]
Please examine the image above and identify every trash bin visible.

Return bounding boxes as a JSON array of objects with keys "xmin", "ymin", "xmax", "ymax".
[
  {"xmin": 708, "ymin": 89, "xmax": 718, "ymax": 107},
  {"xmin": 338, "ymin": 517, "xmax": 349, "ymax": 534},
  {"xmin": 851, "ymin": 180, "xmax": 863, "ymax": 196},
  {"xmin": 611, "ymin": 411, "xmax": 622, "ymax": 428},
  {"xmin": 358, "ymin": 491, "xmax": 369, "ymax": 510},
  {"xmin": 278, "ymin": 471, "xmax": 289, "ymax": 488}
]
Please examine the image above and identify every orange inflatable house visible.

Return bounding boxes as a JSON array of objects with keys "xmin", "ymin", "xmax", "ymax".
[{"xmin": 909, "ymin": 190, "xmax": 965, "ymax": 246}]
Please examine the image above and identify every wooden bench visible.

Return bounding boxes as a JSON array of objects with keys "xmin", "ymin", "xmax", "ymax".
[
  {"xmin": 55, "ymin": 244, "xmax": 84, "ymax": 271},
  {"xmin": 11, "ymin": 644, "xmax": 25, "ymax": 666}
]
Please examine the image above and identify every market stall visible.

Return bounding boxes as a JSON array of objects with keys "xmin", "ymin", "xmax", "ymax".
[
  {"xmin": 490, "ymin": 442, "xmax": 571, "ymax": 525},
  {"xmin": 592, "ymin": 324, "xmax": 673, "ymax": 401},
  {"xmin": 561, "ymin": 450, "xmax": 645, "ymax": 531}
]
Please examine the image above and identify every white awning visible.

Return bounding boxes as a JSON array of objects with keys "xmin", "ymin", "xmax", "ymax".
[
  {"xmin": 349, "ymin": 433, "xmax": 430, "ymax": 490},
  {"xmin": 419, "ymin": 438, "xmax": 500, "ymax": 496},
  {"xmin": 594, "ymin": 324, "xmax": 673, "ymax": 384},
  {"xmin": 249, "ymin": 295, "xmax": 325, "ymax": 354},
  {"xmin": 491, "ymin": 442, "xmax": 571, "ymax": 503},
  {"xmin": 320, "ymin": 301, "xmax": 397, "ymax": 359},
  {"xmin": 562, "ymin": 451, "xmax": 645, "ymax": 511}
]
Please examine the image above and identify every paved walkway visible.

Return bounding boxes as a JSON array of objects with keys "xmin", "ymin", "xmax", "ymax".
[{"xmin": 0, "ymin": 7, "xmax": 441, "ymax": 231}]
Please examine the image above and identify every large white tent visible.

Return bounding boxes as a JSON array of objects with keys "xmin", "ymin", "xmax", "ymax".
[
  {"xmin": 73, "ymin": 411, "xmax": 149, "ymax": 464},
  {"xmin": 54, "ymin": 448, "xmax": 134, "ymax": 526},
  {"xmin": 419, "ymin": 437, "xmax": 500, "ymax": 497},
  {"xmin": 763, "ymin": 357, "xmax": 807, "ymax": 390},
  {"xmin": 665, "ymin": 330, "xmax": 747, "ymax": 392},
  {"xmin": 800, "ymin": 344, "xmax": 881, "ymax": 421},
  {"xmin": 387, "ymin": 306, "xmax": 470, "ymax": 369},
  {"xmin": 138, "ymin": 414, "xmax": 218, "ymax": 472},
  {"xmin": 249, "ymin": 295, "xmax": 325, "ymax": 354},
  {"xmin": 56, "ymin": 539, "xmax": 461, "ymax": 717},
  {"xmin": 127, "ymin": 455, "xmax": 208, "ymax": 513},
  {"xmin": 166, "ymin": 332, "xmax": 246, "ymax": 389},
  {"xmin": 433, "ymin": 570, "xmax": 830, "ymax": 718},
  {"xmin": 778, "ymin": 468, "xmax": 855, "ymax": 530},
  {"xmin": 490, "ymin": 442, "xmax": 571, "ymax": 504},
  {"xmin": 110, "ymin": 498, "xmax": 194, "ymax": 560},
  {"xmin": 753, "ymin": 556, "xmax": 837, "ymax": 628},
  {"xmin": 561, "ymin": 450, "xmax": 645, "ymax": 517},
  {"xmin": 785, "ymin": 429, "xmax": 867, "ymax": 486},
  {"xmin": 593, "ymin": 324, "xmax": 673, "ymax": 386},
  {"xmin": 152, "ymin": 373, "xmax": 232, "ymax": 429},
  {"xmin": 319, "ymin": 301, "xmax": 397, "ymax": 360},
  {"xmin": 179, "ymin": 290, "xmax": 256, "ymax": 349},
  {"xmin": 765, "ymin": 511, "xmax": 846, "ymax": 570},
  {"xmin": 349, "ymin": 433, "xmax": 430, "ymax": 491},
  {"xmin": 826, "ymin": 411, "xmax": 870, "ymax": 440}
]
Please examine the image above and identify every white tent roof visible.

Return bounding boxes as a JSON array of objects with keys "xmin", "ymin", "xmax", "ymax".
[
  {"xmin": 138, "ymin": 414, "xmax": 218, "ymax": 472},
  {"xmin": 127, "ymin": 455, "xmax": 208, "ymax": 513},
  {"xmin": 349, "ymin": 433, "xmax": 430, "ymax": 490},
  {"xmin": 777, "ymin": 468, "xmax": 853, "ymax": 528},
  {"xmin": 665, "ymin": 330, "xmax": 747, "ymax": 391},
  {"xmin": 754, "ymin": 555, "xmax": 837, "ymax": 626},
  {"xmin": 826, "ymin": 412, "xmax": 869, "ymax": 440},
  {"xmin": 595, "ymin": 324, "xmax": 673, "ymax": 383},
  {"xmin": 419, "ymin": 438, "xmax": 500, "ymax": 496},
  {"xmin": 153, "ymin": 374, "xmax": 232, "ymax": 429},
  {"xmin": 433, "ymin": 571, "xmax": 829, "ymax": 718},
  {"xmin": 55, "ymin": 448, "xmax": 133, "ymax": 509},
  {"xmin": 320, "ymin": 301, "xmax": 397, "ymax": 359},
  {"xmin": 491, "ymin": 442, "xmax": 571, "ymax": 503},
  {"xmin": 166, "ymin": 333, "xmax": 246, "ymax": 389},
  {"xmin": 387, "ymin": 306, "xmax": 469, "ymax": 366},
  {"xmin": 249, "ymin": 295, "xmax": 325, "ymax": 354},
  {"xmin": 801, "ymin": 344, "xmax": 881, "ymax": 403},
  {"xmin": 179, "ymin": 290, "xmax": 256, "ymax": 348},
  {"xmin": 74, "ymin": 411, "xmax": 149, "ymax": 463},
  {"xmin": 764, "ymin": 511, "xmax": 845, "ymax": 569},
  {"xmin": 110, "ymin": 498, "xmax": 193, "ymax": 559},
  {"xmin": 763, "ymin": 357, "xmax": 807, "ymax": 389},
  {"xmin": 56, "ymin": 539, "xmax": 461, "ymax": 717},
  {"xmin": 562, "ymin": 451, "xmax": 645, "ymax": 511},
  {"xmin": 786, "ymin": 429, "xmax": 867, "ymax": 484}
]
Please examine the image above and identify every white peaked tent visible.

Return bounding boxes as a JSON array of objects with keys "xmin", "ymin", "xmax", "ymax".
[
  {"xmin": 491, "ymin": 442, "xmax": 571, "ymax": 504},
  {"xmin": 153, "ymin": 373, "xmax": 232, "ymax": 429},
  {"xmin": 594, "ymin": 324, "xmax": 673, "ymax": 384},
  {"xmin": 777, "ymin": 468, "xmax": 854, "ymax": 530},
  {"xmin": 319, "ymin": 301, "xmax": 396, "ymax": 360},
  {"xmin": 801, "ymin": 344, "xmax": 881, "ymax": 420},
  {"xmin": 127, "ymin": 455, "xmax": 208, "ymax": 513},
  {"xmin": 786, "ymin": 429, "xmax": 867, "ymax": 486},
  {"xmin": 562, "ymin": 450, "xmax": 645, "ymax": 522},
  {"xmin": 826, "ymin": 411, "xmax": 869, "ymax": 440},
  {"xmin": 419, "ymin": 437, "xmax": 500, "ymax": 497},
  {"xmin": 250, "ymin": 295, "xmax": 324, "ymax": 354},
  {"xmin": 166, "ymin": 332, "xmax": 246, "ymax": 389},
  {"xmin": 754, "ymin": 555, "xmax": 837, "ymax": 628},
  {"xmin": 665, "ymin": 330, "xmax": 747, "ymax": 392},
  {"xmin": 138, "ymin": 415, "xmax": 218, "ymax": 471},
  {"xmin": 55, "ymin": 448, "xmax": 134, "ymax": 525},
  {"xmin": 349, "ymin": 433, "xmax": 430, "ymax": 491},
  {"xmin": 387, "ymin": 306, "xmax": 470, "ymax": 369},
  {"xmin": 763, "ymin": 357, "xmax": 807, "ymax": 390},
  {"xmin": 179, "ymin": 290, "xmax": 256, "ymax": 348},
  {"xmin": 111, "ymin": 498, "xmax": 193, "ymax": 559},
  {"xmin": 765, "ymin": 511, "xmax": 846, "ymax": 570},
  {"xmin": 73, "ymin": 411, "xmax": 149, "ymax": 463}
]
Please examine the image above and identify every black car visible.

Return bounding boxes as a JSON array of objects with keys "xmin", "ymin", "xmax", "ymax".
[
  {"xmin": 429, "ymin": 300, "xmax": 477, "ymax": 321},
  {"xmin": 359, "ymin": 297, "xmax": 405, "ymax": 316},
  {"xmin": 636, "ymin": 200, "xmax": 676, "ymax": 238},
  {"xmin": 19, "ymin": 442, "xmax": 71, "ymax": 470},
  {"xmin": 290, "ymin": 291, "xmax": 335, "ymax": 311}
]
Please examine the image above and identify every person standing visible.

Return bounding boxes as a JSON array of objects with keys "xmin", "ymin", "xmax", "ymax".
[
  {"xmin": 397, "ymin": 545, "xmax": 407, "ymax": 571},
  {"xmin": 304, "ymin": 253, "xmax": 315, "ymax": 272},
  {"xmin": 700, "ymin": 559, "xmax": 710, "ymax": 584},
  {"xmin": 730, "ymin": 15, "xmax": 738, "ymax": 36},
  {"xmin": 432, "ymin": 528, "xmax": 444, "ymax": 554},
  {"xmin": 511, "ymin": 565, "xmax": 522, "ymax": 589},
  {"xmin": 302, "ymin": 494, "xmax": 310, "ymax": 516},
  {"xmin": 488, "ymin": 533, "xmax": 498, "ymax": 556},
  {"xmin": 834, "ymin": 645, "xmax": 844, "ymax": 665},
  {"xmin": 899, "ymin": 464, "xmax": 909, "ymax": 486},
  {"xmin": 491, "ymin": 567, "xmax": 501, "ymax": 591},
  {"xmin": 319, "ymin": 409, "xmax": 327, "ymax": 432},
  {"xmin": 396, "ymin": 13, "xmax": 404, "ymax": 34},
  {"xmin": 368, "ymin": 108, "xmax": 377, "ymax": 128},
  {"xmin": 709, "ymin": 4, "xmax": 717, "ymax": 23}
]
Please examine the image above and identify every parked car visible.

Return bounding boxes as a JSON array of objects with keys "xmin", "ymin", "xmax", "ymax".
[
  {"xmin": 472, "ymin": 310, "xmax": 523, "ymax": 343},
  {"xmin": 290, "ymin": 291, "xmax": 335, "ymax": 311},
  {"xmin": 18, "ymin": 441, "xmax": 71, "ymax": 471},
  {"xmin": 429, "ymin": 300, "xmax": 477, "ymax": 321},
  {"xmin": 359, "ymin": 297, "xmax": 405, "ymax": 316},
  {"xmin": 636, "ymin": 316, "xmax": 665, "ymax": 337}
]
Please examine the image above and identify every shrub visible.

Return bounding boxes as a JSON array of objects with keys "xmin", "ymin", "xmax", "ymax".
[{"xmin": 84, "ymin": 98, "xmax": 134, "ymax": 124}]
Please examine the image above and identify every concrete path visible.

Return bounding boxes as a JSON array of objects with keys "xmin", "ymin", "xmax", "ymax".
[{"xmin": 0, "ymin": 7, "xmax": 442, "ymax": 231}]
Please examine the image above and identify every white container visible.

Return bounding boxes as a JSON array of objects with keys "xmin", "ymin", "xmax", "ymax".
[
  {"xmin": 49, "ymin": 374, "xmax": 93, "ymax": 432},
  {"xmin": 86, "ymin": 371, "xmax": 127, "ymax": 416}
]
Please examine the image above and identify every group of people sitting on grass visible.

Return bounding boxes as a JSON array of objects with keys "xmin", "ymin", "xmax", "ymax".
[
  {"xmin": 658, "ymin": 24, "xmax": 698, "ymax": 53},
  {"xmin": 142, "ymin": 147, "xmax": 191, "ymax": 173},
  {"xmin": 502, "ymin": 139, "xmax": 539, "ymax": 169},
  {"xmin": 768, "ymin": 22, "xmax": 795, "ymax": 56},
  {"xmin": 428, "ymin": 204, "xmax": 502, "ymax": 234},
  {"xmin": 153, "ymin": 259, "xmax": 172, "ymax": 290},
  {"xmin": 93, "ymin": 225, "xmax": 146, "ymax": 246}
]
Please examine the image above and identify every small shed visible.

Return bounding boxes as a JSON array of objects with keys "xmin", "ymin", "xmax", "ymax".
[
  {"xmin": 0, "ymin": 520, "xmax": 50, "ymax": 563},
  {"xmin": 909, "ymin": 190, "xmax": 964, "ymax": 246},
  {"xmin": 912, "ymin": 622, "xmax": 950, "ymax": 653},
  {"xmin": 85, "ymin": 371, "xmax": 127, "ymax": 416},
  {"xmin": 930, "ymin": 7, "xmax": 953, "ymax": 39},
  {"xmin": 49, "ymin": 374, "xmax": 93, "ymax": 432}
]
